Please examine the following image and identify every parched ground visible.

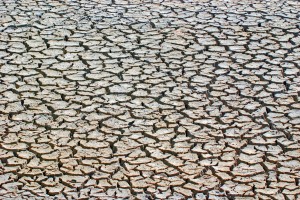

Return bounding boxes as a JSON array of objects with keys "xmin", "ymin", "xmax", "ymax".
[{"xmin": 0, "ymin": 0, "xmax": 300, "ymax": 199}]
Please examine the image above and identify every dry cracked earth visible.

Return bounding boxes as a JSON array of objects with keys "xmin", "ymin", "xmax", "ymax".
[{"xmin": 0, "ymin": 0, "xmax": 300, "ymax": 199}]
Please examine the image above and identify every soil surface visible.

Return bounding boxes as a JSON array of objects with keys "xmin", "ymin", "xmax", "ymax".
[{"xmin": 0, "ymin": 0, "xmax": 300, "ymax": 199}]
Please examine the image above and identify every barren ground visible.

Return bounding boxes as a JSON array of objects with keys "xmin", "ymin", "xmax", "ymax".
[{"xmin": 0, "ymin": 0, "xmax": 300, "ymax": 199}]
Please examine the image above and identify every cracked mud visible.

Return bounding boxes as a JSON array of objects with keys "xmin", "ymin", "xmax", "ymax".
[{"xmin": 0, "ymin": 0, "xmax": 300, "ymax": 199}]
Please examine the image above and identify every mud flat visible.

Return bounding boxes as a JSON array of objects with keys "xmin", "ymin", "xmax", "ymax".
[{"xmin": 0, "ymin": 0, "xmax": 300, "ymax": 199}]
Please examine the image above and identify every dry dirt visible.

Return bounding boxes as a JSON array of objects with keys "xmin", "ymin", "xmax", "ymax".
[{"xmin": 0, "ymin": 0, "xmax": 300, "ymax": 199}]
